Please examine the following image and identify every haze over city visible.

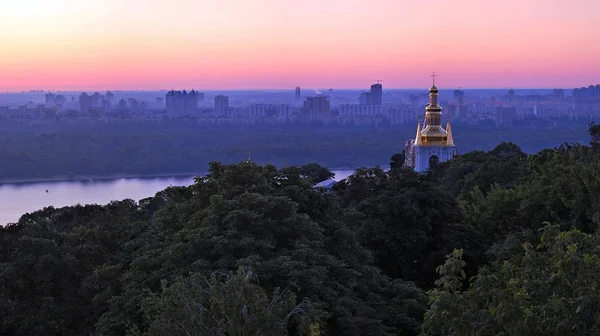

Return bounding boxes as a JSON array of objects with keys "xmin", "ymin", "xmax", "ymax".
[{"xmin": 1, "ymin": 0, "xmax": 599, "ymax": 91}]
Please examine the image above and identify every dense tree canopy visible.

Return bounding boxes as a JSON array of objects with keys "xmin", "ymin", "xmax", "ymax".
[
  {"xmin": 423, "ymin": 225, "xmax": 600, "ymax": 335},
  {"xmin": 2, "ymin": 124, "xmax": 600, "ymax": 335}
]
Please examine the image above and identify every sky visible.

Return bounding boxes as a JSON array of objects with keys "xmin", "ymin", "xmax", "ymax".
[{"xmin": 0, "ymin": 0, "xmax": 598, "ymax": 91}]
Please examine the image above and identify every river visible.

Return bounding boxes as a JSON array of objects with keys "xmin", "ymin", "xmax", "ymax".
[{"xmin": 0, "ymin": 169, "xmax": 355, "ymax": 225}]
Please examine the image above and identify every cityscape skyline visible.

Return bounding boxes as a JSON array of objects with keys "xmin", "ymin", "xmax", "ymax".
[{"xmin": 1, "ymin": 0, "xmax": 599, "ymax": 91}]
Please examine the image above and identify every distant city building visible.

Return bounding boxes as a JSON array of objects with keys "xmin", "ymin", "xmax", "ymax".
[
  {"xmin": 338, "ymin": 104, "xmax": 382, "ymax": 116},
  {"xmin": 404, "ymin": 82, "xmax": 456, "ymax": 172},
  {"xmin": 106, "ymin": 91, "xmax": 115, "ymax": 111},
  {"xmin": 166, "ymin": 90, "xmax": 200, "ymax": 116},
  {"xmin": 573, "ymin": 85, "xmax": 600, "ymax": 99},
  {"xmin": 303, "ymin": 95, "xmax": 331, "ymax": 117},
  {"xmin": 215, "ymin": 94, "xmax": 229, "ymax": 115},
  {"xmin": 359, "ymin": 91, "xmax": 372, "ymax": 105},
  {"xmin": 249, "ymin": 104, "xmax": 291, "ymax": 118},
  {"xmin": 552, "ymin": 89, "xmax": 564, "ymax": 101},
  {"xmin": 358, "ymin": 83, "xmax": 383, "ymax": 105},
  {"xmin": 572, "ymin": 84, "xmax": 600, "ymax": 114},
  {"xmin": 453, "ymin": 89, "xmax": 464, "ymax": 105},
  {"xmin": 55, "ymin": 95, "xmax": 66, "ymax": 105},
  {"xmin": 92, "ymin": 92, "xmax": 102, "ymax": 107},
  {"xmin": 370, "ymin": 83, "xmax": 383, "ymax": 105},
  {"xmin": 117, "ymin": 99, "xmax": 127, "ymax": 112},
  {"xmin": 496, "ymin": 106, "xmax": 517, "ymax": 128},
  {"xmin": 79, "ymin": 92, "xmax": 93, "ymax": 113},
  {"xmin": 128, "ymin": 98, "xmax": 139, "ymax": 112},
  {"xmin": 508, "ymin": 89, "xmax": 515, "ymax": 102},
  {"xmin": 45, "ymin": 93, "xmax": 56, "ymax": 105},
  {"xmin": 156, "ymin": 97, "xmax": 163, "ymax": 105},
  {"xmin": 446, "ymin": 103, "xmax": 462, "ymax": 118},
  {"xmin": 295, "ymin": 86, "xmax": 301, "ymax": 100}
]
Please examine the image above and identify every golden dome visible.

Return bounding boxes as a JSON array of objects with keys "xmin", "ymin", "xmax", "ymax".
[{"xmin": 429, "ymin": 85, "xmax": 438, "ymax": 92}]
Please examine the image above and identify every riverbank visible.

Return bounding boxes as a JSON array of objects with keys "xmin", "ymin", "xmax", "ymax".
[
  {"xmin": 0, "ymin": 172, "xmax": 204, "ymax": 186},
  {"xmin": 0, "ymin": 166, "xmax": 365, "ymax": 186}
]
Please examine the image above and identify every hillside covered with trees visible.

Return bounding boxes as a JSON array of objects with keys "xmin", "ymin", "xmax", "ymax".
[{"xmin": 2, "ymin": 124, "xmax": 600, "ymax": 335}]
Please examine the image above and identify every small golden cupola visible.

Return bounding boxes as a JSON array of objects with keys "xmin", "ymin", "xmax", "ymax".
[
  {"xmin": 418, "ymin": 73, "xmax": 451, "ymax": 146},
  {"xmin": 403, "ymin": 73, "xmax": 457, "ymax": 172}
]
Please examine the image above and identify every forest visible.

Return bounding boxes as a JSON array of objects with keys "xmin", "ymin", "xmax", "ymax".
[
  {"xmin": 0, "ymin": 119, "xmax": 590, "ymax": 181},
  {"xmin": 2, "ymin": 123, "xmax": 600, "ymax": 335}
]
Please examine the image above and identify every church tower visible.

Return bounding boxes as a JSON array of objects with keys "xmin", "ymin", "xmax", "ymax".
[{"xmin": 404, "ymin": 74, "xmax": 456, "ymax": 172}]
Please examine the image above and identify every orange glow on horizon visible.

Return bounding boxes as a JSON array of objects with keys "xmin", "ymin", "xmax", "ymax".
[{"xmin": 0, "ymin": 0, "xmax": 599, "ymax": 91}]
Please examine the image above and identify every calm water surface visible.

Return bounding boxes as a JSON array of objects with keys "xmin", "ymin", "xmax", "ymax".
[{"xmin": 0, "ymin": 170, "xmax": 354, "ymax": 225}]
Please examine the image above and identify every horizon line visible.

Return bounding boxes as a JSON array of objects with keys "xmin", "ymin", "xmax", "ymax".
[{"xmin": 0, "ymin": 86, "xmax": 584, "ymax": 93}]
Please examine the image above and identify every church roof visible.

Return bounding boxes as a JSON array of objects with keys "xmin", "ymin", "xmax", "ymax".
[
  {"xmin": 414, "ymin": 120, "xmax": 423, "ymax": 145},
  {"xmin": 446, "ymin": 120, "xmax": 455, "ymax": 146}
]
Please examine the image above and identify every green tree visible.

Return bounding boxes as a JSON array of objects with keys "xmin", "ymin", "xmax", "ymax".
[
  {"xmin": 389, "ymin": 151, "xmax": 406, "ymax": 170},
  {"xmin": 298, "ymin": 163, "xmax": 334, "ymax": 183},
  {"xmin": 92, "ymin": 162, "xmax": 427, "ymax": 336},
  {"xmin": 143, "ymin": 267, "xmax": 313, "ymax": 336},
  {"xmin": 588, "ymin": 121, "xmax": 600, "ymax": 147},
  {"xmin": 335, "ymin": 166, "xmax": 482, "ymax": 287},
  {"xmin": 434, "ymin": 142, "xmax": 528, "ymax": 199},
  {"xmin": 423, "ymin": 224, "xmax": 600, "ymax": 335}
]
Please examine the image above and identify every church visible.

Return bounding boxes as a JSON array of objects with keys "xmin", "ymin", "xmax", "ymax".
[{"xmin": 404, "ymin": 79, "xmax": 457, "ymax": 172}]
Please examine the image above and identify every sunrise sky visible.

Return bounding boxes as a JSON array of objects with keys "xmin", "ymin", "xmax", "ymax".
[{"xmin": 0, "ymin": 0, "xmax": 598, "ymax": 91}]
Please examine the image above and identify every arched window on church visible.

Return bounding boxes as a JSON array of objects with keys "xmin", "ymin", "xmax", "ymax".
[{"xmin": 429, "ymin": 155, "xmax": 440, "ymax": 168}]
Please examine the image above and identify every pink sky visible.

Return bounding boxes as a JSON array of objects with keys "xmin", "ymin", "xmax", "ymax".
[{"xmin": 0, "ymin": 0, "xmax": 598, "ymax": 91}]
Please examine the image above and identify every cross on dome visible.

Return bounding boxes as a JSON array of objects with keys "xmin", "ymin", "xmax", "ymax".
[{"xmin": 431, "ymin": 72, "xmax": 437, "ymax": 86}]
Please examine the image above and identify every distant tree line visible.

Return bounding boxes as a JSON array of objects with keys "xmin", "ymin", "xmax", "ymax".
[{"xmin": 0, "ymin": 120, "xmax": 590, "ymax": 181}]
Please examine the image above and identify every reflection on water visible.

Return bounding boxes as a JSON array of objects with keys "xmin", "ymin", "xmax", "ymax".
[
  {"xmin": 0, "ymin": 177, "xmax": 195, "ymax": 225},
  {"xmin": 0, "ymin": 170, "xmax": 355, "ymax": 225}
]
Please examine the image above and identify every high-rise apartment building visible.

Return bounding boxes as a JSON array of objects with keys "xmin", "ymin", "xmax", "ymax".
[
  {"xmin": 370, "ymin": 83, "xmax": 383, "ymax": 105},
  {"xmin": 166, "ymin": 90, "xmax": 200, "ymax": 116},
  {"xmin": 79, "ymin": 92, "xmax": 93, "ymax": 113},
  {"xmin": 295, "ymin": 86, "xmax": 301, "ymax": 100},
  {"xmin": 105, "ymin": 91, "xmax": 115, "ymax": 111},
  {"xmin": 496, "ymin": 106, "xmax": 517, "ymax": 128},
  {"xmin": 117, "ymin": 99, "xmax": 127, "ymax": 112},
  {"xmin": 55, "ymin": 95, "xmax": 66, "ymax": 105},
  {"xmin": 92, "ymin": 92, "xmax": 102, "ymax": 107},
  {"xmin": 453, "ymin": 90, "xmax": 464, "ymax": 105},
  {"xmin": 507, "ymin": 89, "xmax": 516, "ymax": 102},
  {"xmin": 572, "ymin": 84, "xmax": 600, "ymax": 113},
  {"xmin": 215, "ymin": 94, "xmax": 229, "ymax": 115},
  {"xmin": 303, "ymin": 96, "xmax": 331, "ymax": 117},
  {"xmin": 552, "ymin": 89, "xmax": 564, "ymax": 100},
  {"xmin": 359, "ymin": 92, "xmax": 372, "ymax": 105},
  {"xmin": 359, "ymin": 83, "xmax": 383, "ymax": 105},
  {"xmin": 45, "ymin": 93, "xmax": 56, "ymax": 105}
]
